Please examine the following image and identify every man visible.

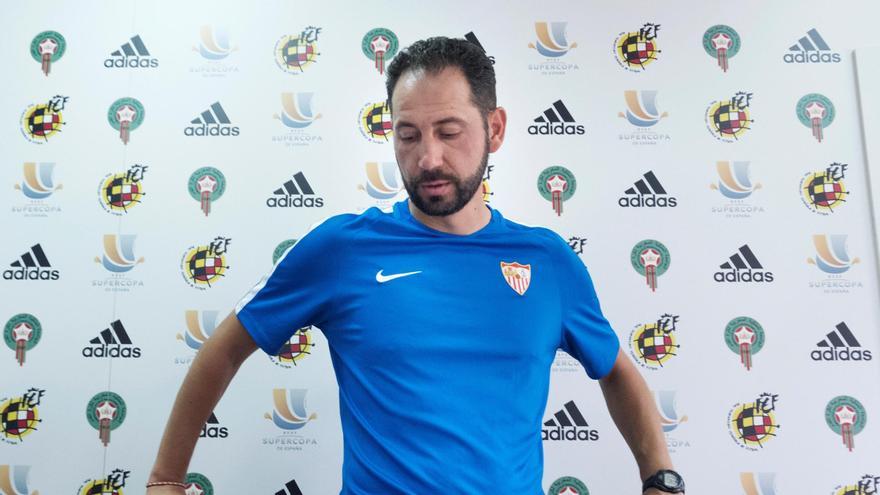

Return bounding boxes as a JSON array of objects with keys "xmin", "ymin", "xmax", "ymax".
[{"xmin": 147, "ymin": 37, "xmax": 683, "ymax": 494}]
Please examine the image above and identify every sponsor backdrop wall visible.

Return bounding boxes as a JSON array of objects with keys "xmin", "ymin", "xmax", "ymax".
[{"xmin": 2, "ymin": 1, "xmax": 880, "ymax": 494}]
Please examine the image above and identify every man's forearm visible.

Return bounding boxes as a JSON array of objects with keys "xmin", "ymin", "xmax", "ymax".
[
  {"xmin": 599, "ymin": 349, "xmax": 673, "ymax": 481},
  {"xmin": 149, "ymin": 312, "xmax": 257, "ymax": 483}
]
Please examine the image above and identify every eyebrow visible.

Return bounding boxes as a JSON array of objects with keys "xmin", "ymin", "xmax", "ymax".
[{"xmin": 395, "ymin": 117, "xmax": 468, "ymax": 128}]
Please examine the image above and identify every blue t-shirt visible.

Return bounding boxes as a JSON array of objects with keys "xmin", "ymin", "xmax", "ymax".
[{"xmin": 236, "ymin": 200, "xmax": 619, "ymax": 494}]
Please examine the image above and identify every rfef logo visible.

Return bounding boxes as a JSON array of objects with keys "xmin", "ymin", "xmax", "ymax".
[
  {"xmin": 714, "ymin": 245, "xmax": 774, "ymax": 283},
  {"xmin": 275, "ymin": 27, "xmax": 321, "ymax": 74},
  {"xmin": 269, "ymin": 327, "xmax": 315, "ymax": 369},
  {"xmin": 613, "ymin": 23, "xmax": 661, "ymax": 72},
  {"xmin": 180, "ymin": 237, "xmax": 231, "ymax": 290},
  {"xmin": 0, "ymin": 388, "xmax": 44, "ymax": 445},
  {"xmin": 629, "ymin": 314, "xmax": 680, "ymax": 370},
  {"xmin": 3, "ymin": 244, "xmax": 59, "ymax": 281},
  {"xmin": 358, "ymin": 101, "xmax": 393, "ymax": 143},
  {"xmin": 727, "ymin": 393, "xmax": 780, "ymax": 451},
  {"xmin": 20, "ymin": 95, "xmax": 68, "ymax": 144},
  {"xmin": 77, "ymin": 469, "xmax": 130, "ymax": 495},
  {"xmin": 800, "ymin": 163, "xmax": 849, "ymax": 215},
  {"xmin": 705, "ymin": 92, "xmax": 753, "ymax": 142},
  {"xmin": 98, "ymin": 164, "xmax": 147, "ymax": 215},
  {"xmin": 542, "ymin": 401, "xmax": 598, "ymax": 441}
]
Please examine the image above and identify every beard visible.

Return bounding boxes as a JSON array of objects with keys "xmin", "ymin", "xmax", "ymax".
[{"xmin": 401, "ymin": 138, "xmax": 489, "ymax": 217}]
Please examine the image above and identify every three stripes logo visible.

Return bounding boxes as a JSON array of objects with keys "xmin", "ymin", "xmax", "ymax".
[
  {"xmin": 200, "ymin": 411, "xmax": 229, "ymax": 438},
  {"xmin": 542, "ymin": 400, "xmax": 599, "ymax": 441},
  {"xmin": 783, "ymin": 28, "xmax": 841, "ymax": 64},
  {"xmin": 275, "ymin": 479, "xmax": 304, "ymax": 495},
  {"xmin": 3, "ymin": 244, "xmax": 59, "ymax": 281},
  {"xmin": 528, "ymin": 100, "xmax": 584, "ymax": 135},
  {"xmin": 82, "ymin": 320, "xmax": 142, "ymax": 358},
  {"xmin": 104, "ymin": 34, "xmax": 159, "ymax": 68},
  {"xmin": 184, "ymin": 102, "xmax": 240, "ymax": 136},
  {"xmin": 266, "ymin": 172, "xmax": 324, "ymax": 208},
  {"xmin": 619, "ymin": 171, "xmax": 677, "ymax": 208},
  {"xmin": 811, "ymin": 322, "xmax": 873, "ymax": 362},
  {"xmin": 714, "ymin": 245, "xmax": 774, "ymax": 283}
]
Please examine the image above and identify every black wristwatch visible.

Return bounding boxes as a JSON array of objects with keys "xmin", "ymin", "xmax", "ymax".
[{"xmin": 642, "ymin": 469, "xmax": 685, "ymax": 493}]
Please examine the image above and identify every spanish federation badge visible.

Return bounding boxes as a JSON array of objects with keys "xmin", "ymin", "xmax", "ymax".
[{"xmin": 500, "ymin": 261, "xmax": 531, "ymax": 296}]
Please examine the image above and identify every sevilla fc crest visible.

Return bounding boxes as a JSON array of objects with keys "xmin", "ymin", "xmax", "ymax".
[{"xmin": 500, "ymin": 261, "xmax": 531, "ymax": 296}]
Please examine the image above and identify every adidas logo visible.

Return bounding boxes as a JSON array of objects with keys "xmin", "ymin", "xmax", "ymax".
[
  {"xmin": 618, "ymin": 171, "xmax": 677, "ymax": 208},
  {"xmin": 464, "ymin": 31, "xmax": 495, "ymax": 64},
  {"xmin": 811, "ymin": 322, "xmax": 873, "ymax": 362},
  {"xmin": 104, "ymin": 35, "xmax": 159, "ymax": 68},
  {"xmin": 200, "ymin": 411, "xmax": 229, "ymax": 438},
  {"xmin": 3, "ymin": 244, "xmax": 60, "ymax": 281},
  {"xmin": 184, "ymin": 102, "xmax": 240, "ymax": 136},
  {"xmin": 274, "ymin": 480, "xmax": 303, "ymax": 495},
  {"xmin": 528, "ymin": 100, "xmax": 585, "ymax": 135},
  {"xmin": 82, "ymin": 320, "xmax": 142, "ymax": 358},
  {"xmin": 783, "ymin": 28, "xmax": 841, "ymax": 64},
  {"xmin": 542, "ymin": 400, "xmax": 599, "ymax": 441},
  {"xmin": 266, "ymin": 172, "xmax": 324, "ymax": 208},
  {"xmin": 714, "ymin": 245, "xmax": 774, "ymax": 283}
]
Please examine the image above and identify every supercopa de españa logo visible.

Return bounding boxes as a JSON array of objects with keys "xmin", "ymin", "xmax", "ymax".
[
  {"xmin": 831, "ymin": 474, "xmax": 880, "ymax": 495},
  {"xmin": 0, "ymin": 388, "xmax": 45, "ymax": 445},
  {"xmin": 107, "ymin": 97, "xmax": 145, "ymax": 145},
  {"xmin": 358, "ymin": 101, "xmax": 393, "ymax": 143},
  {"xmin": 703, "ymin": 25, "xmax": 740, "ymax": 72},
  {"xmin": 705, "ymin": 91, "xmax": 754, "ymax": 142},
  {"xmin": 528, "ymin": 22, "xmax": 579, "ymax": 75},
  {"xmin": 181, "ymin": 237, "xmax": 231, "ymax": 290},
  {"xmin": 20, "ymin": 95, "xmax": 68, "ymax": 144},
  {"xmin": 613, "ymin": 23, "xmax": 661, "ymax": 72},
  {"xmin": 268, "ymin": 327, "xmax": 315, "ymax": 369},
  {"xmin": 630, "ymin": 240, "xmax": 670, "ymax": 292},
  {"xmin": 797, "ymin": 93, "xmax": 835, "ymax": 143},
  {"xmin": 31, "ymin": 30, "xmax": 66, "ymax": 76},
  {"xmin": 264, "ymin": 389, "xmax": 318, "ymax": 451},
  {"xmin": 724, "ymin": 316, "xmax": 765, "ymax": 371},
  {"xmin": 537, "ymin": 166, "xmax": 576, "ymax": 216},
  {"xmin": 800, "ymin": 162, "xmax": 849, "ymax": 215},
  {"xmin": 362, "ymin": 28, "xmax": 398, "ymax": 75},
  {"xmin": 272, "ymin": 92, "xmax": 323, "ymax": 147},
  {"xmin": 826, "ymin": 395, "xmax": 867, "ymax": 452},
  {"xmin": 4, "ymin": 314, "xmax": 42, "ymax": 367},
  {"xmin": 13, "ymin": 161, "xmax": 63, "ymax": 217},
  {"xmin": 710, "ymin": 160, "xmax": 765, "ymax": 219},
  {"xmin": 618, "ymin": 90, "xmax": 670, "ymax": 145},
  {"xmin": 92, "ymin": 234, "xmax": 146, "ymax": 292},
  {"xmin": 809, "ymin": 234, "xmax": 863, "ymax": 294},
  {"xmin": 98, "ymin": 164, "xmax": 148, "ymax": 215},
  {"xmin": 0, "ymin": 465, "xmax": 38, "ymax": 494},
  {"xmin": 358, "ymin": 162, "xmax": 405, "ymax": 208},
  {"xmin": 188, "ymin": 167, "xmax": 226, "ymax": 216},
  {"xmin": 184, "ymin": 472, "xmax": 214, "ymax": 495},
  {"xmin": 175, "ymin": 310, "xmax": 220, "ymax": 366},
  {"xmin": 87, "ymin": 391, "xmax": 126, "ymax": 447},
  {"xmin": 548, "ymin": 476, "xmax": 589, "ymax": 495},
  {"xmin": 629, "ymin": 314, "xmax": 680, "ymax": 370},
  {"xmin": 655, "ymin": 390, "xmax": 690, "ymax": 452},
  {"xmin": 727, "ymin": 392, "xmax": 780, "ymax": 451},
  {"xmin": 77, "ymin": 469, "xmax": 130, "ymax": 495}
]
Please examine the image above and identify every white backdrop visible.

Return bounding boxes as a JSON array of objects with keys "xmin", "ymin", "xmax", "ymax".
[{"xmin": 2, "ymin": 1, "xmax": 880, "ymax": 494}]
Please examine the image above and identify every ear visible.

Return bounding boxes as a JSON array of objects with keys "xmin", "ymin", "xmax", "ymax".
[{"xmin": 487, "ymin": 106, "xmax": 507, "ymax": 153}]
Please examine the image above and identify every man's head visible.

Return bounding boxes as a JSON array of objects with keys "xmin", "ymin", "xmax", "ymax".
[{"xmin": 386, "ymin": 37, "xmax": 505, "ymax": 217}]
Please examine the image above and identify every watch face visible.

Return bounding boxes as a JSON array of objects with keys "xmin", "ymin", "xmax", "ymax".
[{"xmin": 662, "ymin": 472, "xmax": 682, "ymax": 488}]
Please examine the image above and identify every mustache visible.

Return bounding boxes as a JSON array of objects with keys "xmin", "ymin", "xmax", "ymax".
[{"xmin": 412, "ymin": 170, "xmax": 459, "ymax": 186}]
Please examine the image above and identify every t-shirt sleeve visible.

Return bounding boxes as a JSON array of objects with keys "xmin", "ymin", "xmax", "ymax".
[
  {"xmin": 235, "ymin": 217, "xmax": 343, "ymax": 355},
  {"xmin": 553, "ymin": 234, "xmax": 620, "ymax": 379}
]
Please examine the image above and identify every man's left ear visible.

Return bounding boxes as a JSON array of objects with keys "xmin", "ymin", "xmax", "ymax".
[{"xmin": 488, "ymin": 107, "xmax": 507, "ymax": 153}]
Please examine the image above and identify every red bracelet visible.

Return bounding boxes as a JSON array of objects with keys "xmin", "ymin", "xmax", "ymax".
[{"xmin": 146, "ymin": 481, "xmax": 187, "ymax": 488}]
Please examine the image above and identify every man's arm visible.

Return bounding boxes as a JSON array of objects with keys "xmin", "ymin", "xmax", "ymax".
[
  {"xmin": 599, "ymin": 348, "xmax": 677, "ymax": 494},
  {"xmin": 146, "ymin": 312, "xmax": 258, "ymax": 494}
]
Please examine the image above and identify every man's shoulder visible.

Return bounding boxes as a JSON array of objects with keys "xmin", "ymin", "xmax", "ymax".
[
  {"xmin": 301, "ymin": 207, "xmax": 386, "ymax": 242},
  {"xmin": 495, "ymin": 211, "xmax": 568, "ymax": 250}
]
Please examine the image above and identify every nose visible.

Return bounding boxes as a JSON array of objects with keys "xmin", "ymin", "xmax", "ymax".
[{"xmin": 417, "ymin": 134, "xmax": 444, "ymax": 171}]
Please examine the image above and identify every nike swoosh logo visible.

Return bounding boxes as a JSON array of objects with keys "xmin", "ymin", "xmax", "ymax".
[{"xmin": 376, "ymin": 270, "xmax": 422, "ymax": 283}]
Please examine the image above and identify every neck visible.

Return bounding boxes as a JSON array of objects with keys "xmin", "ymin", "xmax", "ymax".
[{"xmin": 408, "ymin": 193, "xmax": 491, "ymax": 235}]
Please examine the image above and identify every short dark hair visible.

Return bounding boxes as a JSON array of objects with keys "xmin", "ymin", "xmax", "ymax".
[{"xmin": 386, "ymin": 36, "xmax": 496, "ymax": 117}]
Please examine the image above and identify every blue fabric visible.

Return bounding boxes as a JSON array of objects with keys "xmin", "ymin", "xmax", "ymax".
[{"xmin": 236, "ymin": 199, "xmax": 619, "ymax": 494}]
